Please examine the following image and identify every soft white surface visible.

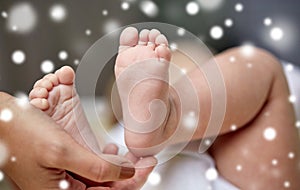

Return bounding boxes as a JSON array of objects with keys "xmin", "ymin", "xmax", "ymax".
[
  {"xmin": 141, "ymin": 144, "xmax": 239, "ymax": 190},
  {"xmin": 108, "ymin": 126, "xmax": 239, "ymax": 190},
  {"xmin": 282, "ymin": 61, "xmax": 300, "ymax": 119}
]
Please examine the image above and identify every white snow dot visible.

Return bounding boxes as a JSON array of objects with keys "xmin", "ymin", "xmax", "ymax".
[
  {"xmin": 270, "ymin": 27, "xmax": 283, "ymax": 41},
  {"xmin": 58, "ymin": 51, "xmax": 68, "ymax": 60},
  {"xmin": 41, "ymin": 60, "xmax": 55, "ymax": 74},
  {"xmin": 229, "ymin": 56, "xmax": 236, "ymax": 62},
  {"xmin": 139, "ymin": 0, "xmax": 159, "ymax": 18},
  {"xmin": 288, "ymin": 152, "xmax": 295, "ymax": 159},
  {"xmin": 205, "ymin": 168, "xmax": 218, "ymax": 181},
  {"xmin": 235, "ymin": 3, "xmax": 244, "ymax": 12},
  {"xmin": 103, "ymin": 19, "xmax": 121, "ymax": 34},
  {"xmin": 147, "ymin": 172, "xmax": 161, "ymax": 186},
  {"xmin": 170, "ymin": 42, "xmax": 178, "ymax": 51},
  {"xmin": 181, "ymin": 68, "xmax": 187, "ymax": 74},
  {"xmin": 0, "ymin": 171, "xmax": 4, "ymax": 181},
  {"xmin": 263, "ymin": 127, "xmax": 277, "ymax": 141},
  {"xmin": 121, "ymin": 2, "xmax": 130, "ymax": 10},
  {"xmin": 49, "ymin": 4, "xmax": 67, "ymax": 22},
  {"xmin": 15, "ymin": 91, "xmax": 28, "ymax": 99},
  {"xmin": 85, "ymin": 29, "xmax": 92, "ymax": 36},
  {"xmin": 224, "ymin": 18, "xmax": 233, "ymax": 27},
  {"xmin": 6, "ymin": 3, "xmax": 37, "ymax": 33},
  {"xmin": 15, "ymin": 91, "xmax": 29, "ymax": 106},
  {"xmin": 284, "ymin": 181, "xmax": 290, "ymax": 188},
  {"xmin": 204, "ymin": 139, "xmax": 211, "ymax": 146},
  {"xmin": 177, "ymin": 28, "xmax": 186, "ymax": 36},
  {"xmin": 11, "ymin": 50, "xmax": 26, "ymax": 65},
  {"xmin": 1, "ymin": 11, "xmax": 8, "ymax": 18},
  {"xmin": 0, "ymin": 142, "xmax": 9, "ymax": 167},
  {"xmin": 264, "ymin": 18, "xmax": 272, "ymax": 26},
  {"xmin": 285, "ymin": 64, "xmax": 294, "ymax": 72},
  {"xmin": 183, "ymin": 112, "xmax": 197, "ymax": 129},
  {"xmin": 102, "ymin": 9, "xmax": 108, "ymax": 16},
  {"xmin": 231, "ymin": 124, "xmax": 237, "ymax": 131},
  {"xmin": 210, "ymin": 26, "xmax": 223, "ymax": 40},
  {"xmin": 74, "ymin": 59, "xmax": 80, "ymax": 65},
  {"xmin": 296, "ymin": 121, "xmax": 300, "ymax": 128},
  {"xmin": 272, "ymin": 159, "xmax": 278, "ymax": 166},
  {"xmin": 59, "ymin": 179, "xmax": 69, "ymax": 189},
  {"xmin": 197, "ymin": 0, "xmax": 223, "ymax": 11},
  {"xmin": 186, "ymin": 1, "xmax": 200, "ymax": 16},
  {"xmin": 12, "ymin": 25, "xmax": 18, "ymax": 31},
  {"xmin": 0, "ymin": 109, "xmax": 13, "ymax": 122},
  {"xmin": 241, "ymin": 44, "xmax": 255, "ymax": 57},
  {"xmin": 236, "ymin": 165, "xmax": 242, "ymax": 171},
  {"xmin": 11, "ymin": 156, "xmax": 17, "ymax": 162},
  {"xmin": 289, "ymin": 95, "xmax": 296, "ymax": 103}
]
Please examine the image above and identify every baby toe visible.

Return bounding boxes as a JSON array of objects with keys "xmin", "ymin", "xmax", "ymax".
[
  {"xmin": 55, "ymin": 66, "xmax": 75, "ymax": 85},
  {"xmin": 30, "ymin": 98, "xmax": 49, "ymax": 110},
  {"xmin": 155, "ymin": 34, "xmax": 169, "ymax": 46},
  {"xmin": 29, "ymin": 87, "xmax": 48, "ymax": 100},
  {"xmin": 138, "ymin": 29, "xmax": 150, "ymax": 45},
  {"xmin": 33, "ymin": 78, "xmax": 53, "ymax": 90},
  {"xmin": 156, "ymin": 45, "xmax": 171, "ymax": 62},
  {"xmin": 43, "ymin": 73, "xmax": 59, "ymax": 86},
  {"xmin": 119, "ymin": 27, "xmax": 139, "ymax": 52},
  {"xmin": 148, "ymin": 29, "xmax": 161, "ymax": 47}
]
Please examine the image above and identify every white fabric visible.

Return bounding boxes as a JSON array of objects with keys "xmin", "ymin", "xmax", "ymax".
[
  {"xmin": 282, "ymin": 61, "xmax": 300, "ymax": 120},
  {"xmin": 107, "ymin": 127, "xmax": 239, "ymax": 190},
  {"xmin": 141, "ymin": 142, "xmax": 239, "ymax": 190}
]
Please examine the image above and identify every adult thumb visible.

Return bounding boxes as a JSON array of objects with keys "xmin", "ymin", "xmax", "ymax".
[{"xmin": 56, "ymin": 137, "xmax": 135, "ymax": 183}]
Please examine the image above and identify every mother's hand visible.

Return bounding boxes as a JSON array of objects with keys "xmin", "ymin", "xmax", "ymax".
[{"xmin": 0, "ymin": 92, "xmax": 156, "ymax": 190}]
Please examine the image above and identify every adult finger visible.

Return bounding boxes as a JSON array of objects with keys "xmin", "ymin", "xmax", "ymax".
[
  {"xmin": 114, "ymin": 153, "xmax": 157, "ymax": 189},
  {"xmin": 103, "ymin": 143, "xmax": 119, "ymax": 155},
  {"xmin": 47, "ymin": 135, "xmax": 135, "ymax": 183},
  {"xmin": 133, "ymin": 156, "xmax": 157, "ymax": 187}
]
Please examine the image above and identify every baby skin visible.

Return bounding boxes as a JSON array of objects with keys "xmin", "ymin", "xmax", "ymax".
[
  {"xmin": 115, "ymin": 27, "xmax": 300, "ymax": 189},
  {"xmin": 29, "ymin": 27, "xmax": 300, "ymax": 189},
  {"xmin": 29, "ymin": 66, "xmax": 100, "ymax": 152}
]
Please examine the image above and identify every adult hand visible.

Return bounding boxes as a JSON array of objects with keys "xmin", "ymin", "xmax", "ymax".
[{"xmin": 0, "ymin": 92, "xmax": 156, "ymax": 190}]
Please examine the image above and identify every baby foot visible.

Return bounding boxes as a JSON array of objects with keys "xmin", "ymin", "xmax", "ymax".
[
  {"xmin": 115, "ymin": 27, "xmax": 172, "ymax": 156},
  {"xmin": 29, "ymin": 66, "xmax": 99, "ymax": 152}
]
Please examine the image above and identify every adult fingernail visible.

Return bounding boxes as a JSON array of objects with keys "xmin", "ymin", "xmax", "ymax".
[{"xmin": 119, "ymin": 162, "xmax": 135, "ymax": 179}]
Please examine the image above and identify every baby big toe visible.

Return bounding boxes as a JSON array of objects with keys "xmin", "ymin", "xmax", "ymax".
[
  {"xmin": 119, "ymin": 27, "xmax": 139, "ymax": 52},
  {"xmin": 55, "ymin": 66, "xmax": 75, "ymax": 85}
]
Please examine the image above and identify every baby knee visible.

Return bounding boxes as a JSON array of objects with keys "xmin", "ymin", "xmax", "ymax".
[{"xmin": 227, "ymin": 46, "xmax": 284, "ymax": 75}]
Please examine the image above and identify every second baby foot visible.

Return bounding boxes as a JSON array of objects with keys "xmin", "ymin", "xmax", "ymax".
[{"xmin": 29, "ymin": 66, "xmax": 99, "ymax": 151}]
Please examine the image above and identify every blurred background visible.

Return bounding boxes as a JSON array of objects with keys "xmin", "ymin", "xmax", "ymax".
[{"xmin": 0, "ymin": 0, "xmax": 300, "ymax": 189}]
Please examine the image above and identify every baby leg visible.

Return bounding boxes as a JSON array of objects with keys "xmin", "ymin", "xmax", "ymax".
[{"xmin": 209, "ymin": 47, "xmax": 300, "ymax": 189}]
